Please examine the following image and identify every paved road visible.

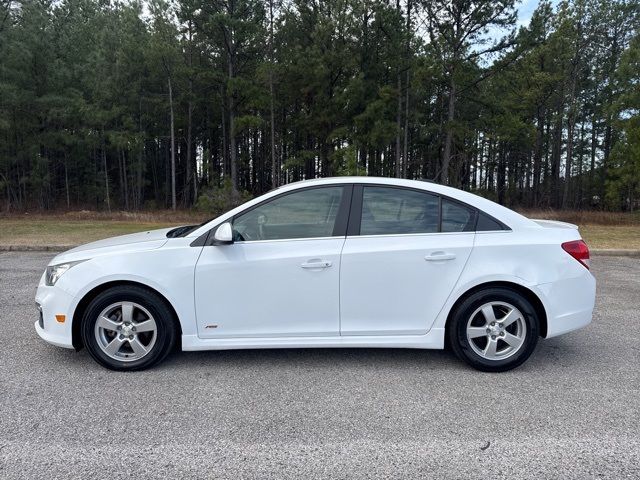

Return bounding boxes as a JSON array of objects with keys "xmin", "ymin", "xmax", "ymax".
[{"xmin": 0, "ymin": 253, "xmax": 638, "ymax": 479}]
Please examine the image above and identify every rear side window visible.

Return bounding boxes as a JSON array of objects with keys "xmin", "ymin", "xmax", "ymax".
[
  {"xmin": 360, "ymin": 187, "xmax": 439, "ymax": 235},
  {"xmin": 441, "ymin": 199, "xmax": 475, "ymax": 232},
  {"xmin": 476, "ymin": 212, "xmax": 507, "ymax": 231},
  {"xmin": 355, "ymin": 185, "xmax": 507, "ymax": 235}
]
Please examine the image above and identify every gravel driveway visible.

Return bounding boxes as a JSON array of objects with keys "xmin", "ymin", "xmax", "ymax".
[{"xmin": 1, "ymin": 252, "xmax": 638, "ymax": 479}]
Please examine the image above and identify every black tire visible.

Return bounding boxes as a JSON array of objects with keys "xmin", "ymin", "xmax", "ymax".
[
  {"xmin": 81, "ymin": 285, "xmax": 177, "ymax": 371},
  {"xmin": 447, "ymin": 287, "xmax": 539, "ymax": 372}
]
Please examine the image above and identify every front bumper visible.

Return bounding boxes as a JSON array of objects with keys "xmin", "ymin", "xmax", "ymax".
[{"xmin": 34, "ymin": 282, "xmax": 75, "ymax": 349}]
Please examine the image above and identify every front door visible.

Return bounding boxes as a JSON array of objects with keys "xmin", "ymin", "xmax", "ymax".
[
  {"xmin": 195, "ymin": 185, "xmax": 350, "ymax": 339},
  {"xmin": 340, "ymin": 185, "xmax": 475, "ymax": 336}
]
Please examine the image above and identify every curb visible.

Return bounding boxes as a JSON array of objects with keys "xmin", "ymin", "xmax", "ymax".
[
  {"xmin": 1, "ymin": 245, "xmax": 640, "ymax": 257},
  {"xmin": 0, "ymin": 245, "xmax": 76, "ymax": 252},
  {"xmin": 590, "ymin": 249, "xmax": 640, "ymax": 257}
]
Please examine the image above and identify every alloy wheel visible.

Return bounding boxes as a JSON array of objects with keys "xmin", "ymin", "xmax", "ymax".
[
  {"xmin": 465, "ymin": 301, "xmax": 527, "ymax": 361},
  {"xmin": 94, "ymin": 301, "xmax": 157, "ymax": 362}
]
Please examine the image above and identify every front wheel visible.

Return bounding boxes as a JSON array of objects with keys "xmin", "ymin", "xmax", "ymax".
[
  {"xmin": 81, "ymin": 286, "xmax": 177, "ymax": 371},
  {"xmin": 448, "ymin": 288, "xmax": 540, "ymax": 372}
]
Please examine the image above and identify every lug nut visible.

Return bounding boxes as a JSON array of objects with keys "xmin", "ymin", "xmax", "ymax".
[
  {"xmin": 491, "ymin": 335, "xmax": 496, "ymax": 340},
  {"xmin": 486, "ymin": 328, "xmax": 491, "ymax": 334},
  {"xmin": 500, "ymin": 332, "xmax": 505, "ymax": 337},
  {"xmin": 490, "ymin": 322, "xmax": 495, "ymax": 326},
  {"xmin": 129, "ymin": 335, "xmax": 134, "ymax": 340}
]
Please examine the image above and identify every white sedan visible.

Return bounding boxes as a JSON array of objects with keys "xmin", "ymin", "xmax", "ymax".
[{"xmin": 35, "ymin": 177, "xmax": 595, "ymax": 372}]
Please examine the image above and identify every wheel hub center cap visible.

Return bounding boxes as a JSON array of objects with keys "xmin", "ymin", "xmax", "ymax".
[
  {"xmin": 122, "ymin": 325, "xmax": 133, "ymax": 336},
  {"xmin": 489, "ymin": 324, "xmax": 502, "ymax": 336}
]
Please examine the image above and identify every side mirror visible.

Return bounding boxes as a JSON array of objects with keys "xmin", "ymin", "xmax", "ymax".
[{"xmin": 212, "ymin": 222, "xmax": 233, "ymax": 244}]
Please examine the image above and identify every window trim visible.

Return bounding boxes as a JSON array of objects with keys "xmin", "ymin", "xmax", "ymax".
[
  {"xmin": 191, "ymin": 182, "xmax": 510, "ymax": 246},
  {"xmin": 440, "ymin": 195, "xmax": 476, "ymax": 233},
  {"xmin": 347, "ymin": 184, "xmax": 510, "ymax": 237},
  {"xmin": 199, "ymin": 184, "xmax": 353, "ymax": 245}
]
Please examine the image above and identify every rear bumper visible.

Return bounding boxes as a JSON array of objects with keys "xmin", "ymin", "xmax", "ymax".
[
  {"xmin": 536, "ymin": 270, "xmax": 596, "ymax": 338},
  {"xmin": 34, "ymin": 283, "xmax": 75, "ymax": 349}
]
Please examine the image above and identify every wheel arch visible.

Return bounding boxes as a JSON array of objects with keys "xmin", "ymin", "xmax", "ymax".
[
  {"xmin": 71, "ymin": 280, "xmax": 182, "ymax": 351},
  {"xmin": 445, "ymin": 281, "xmax": 548, "ymax": 339}
]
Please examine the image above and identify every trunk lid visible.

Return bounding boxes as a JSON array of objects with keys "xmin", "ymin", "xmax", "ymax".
[{"xmin": 531, "ymin": 219, "xmax": 579, "ymax": 230}]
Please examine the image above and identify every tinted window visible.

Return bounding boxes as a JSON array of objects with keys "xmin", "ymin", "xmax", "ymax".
[
  {"xmin": 441, "ymin": 199, "xmax": 474, "ymax": 232},
  {"xmin": 233, "ymin": 187, "xmax": 344, "ymax": 241},
  {"xmin": 360, "ymin": 187, "xmax": 439, "ymax": 235},
  {"xmin": 476, "ymin": 212, "xmax": 506, "ymax": 231}
]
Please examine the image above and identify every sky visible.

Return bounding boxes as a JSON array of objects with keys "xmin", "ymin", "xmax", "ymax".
[
  {"xmin": 517, "ymin": 0, "xmax": 545, "ymax": 28},
  {"xmin": 477, "ymin": 0, "xmax": 560, "ymax": 61},
  {"xmin": 517, "ymin": 0, "xmax": 562, "ymax": 28}
]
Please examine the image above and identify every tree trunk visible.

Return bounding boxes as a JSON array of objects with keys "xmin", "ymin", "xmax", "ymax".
[
  {"xmin": 442, "ymin": 76, "xmax": 455, "ymax": 185},
  {"xmin": 269, "ymin": 0, "xmax": 278, "ymax": 188},
  {"xmin": 64, "ymin": 152, "xmax": 70, "ymax": 209},
  {"xmin": 551, "ymin": 108, "xmax": 563, "ymax": 208},
  {"xmin": 168, "ymin": 76, "xmax": 176, "ymax": 210},
  {"xmin": 220, "ymin": 88, "xmax": 227, "ymax": 181},
  {"xmin": 186, "ymin": 19, "xmax": 195, "ymax": 205},
  {"xmin": 402, "ymin": 0, "xmax": 412, "ymax": 179},
  {"xmin": 137, "ymin": 96, "xmax": 144, "ymax": 210},
  {"xmin": 186, "ymin": 98, "xmax": 193, "ymax": 206},
  {"xmin": 577, "ymin": 121, "xmax": 585, "ymax": 207},
  {"xmin": 562, "ymin": 114, "xmax": 575, "ymax": 209},
  {"xmin": 533, "ymin": 106, "xmax": 544, "ymax": 206},
  {"xmin": 122, "ymin": 150, "xmax": 129, "ymax": 210},
  {"xmin": 562, "ymin": 62, "xmax": 579, "ymax": 209},
  {"xmin": 395, "ymin": 72, "xmax": 402, "ymax": 178},
  {"xmin": 229, "ymin": 89, "xmax": 237, "ymax": 192},
  {"xmin": 102, "ymin": 134, "xmax": 110, "ymax": 212}
]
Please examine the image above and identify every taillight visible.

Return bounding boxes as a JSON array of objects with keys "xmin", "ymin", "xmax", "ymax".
[{"xmin": 562, "ymin": 240, "xmax": 590, "ymax": 269}]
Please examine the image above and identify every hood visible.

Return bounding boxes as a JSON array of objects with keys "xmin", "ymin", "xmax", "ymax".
[{"xmin": 50, "ymin": 227, "xmax": 173, "ymax": 264}]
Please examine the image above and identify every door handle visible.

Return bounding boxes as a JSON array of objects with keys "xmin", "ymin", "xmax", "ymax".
[
  {"xmin": 301, "ymin": 260, "xmax": 332, "ymax": 269},
  {"xmin": 425, "ymin": 252, "xmax": 456, "ymax": 261}
]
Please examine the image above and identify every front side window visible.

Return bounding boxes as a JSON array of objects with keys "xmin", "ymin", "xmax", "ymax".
[
  {"xmin": 360, "ymin": 187, "xmax": 439, "ymax": 235},
  {"xmin": 233, "ymin": 186, "xmax": 344, "ymax": 241}
]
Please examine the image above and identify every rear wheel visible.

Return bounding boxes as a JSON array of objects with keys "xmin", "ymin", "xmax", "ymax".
[
  {"xmin": 81, "ymin": 286, "xmax": 177, "ymax": 371},
  {"xmin": 448, "ymin": 288, "xmax": 539, "ymax": 372}
]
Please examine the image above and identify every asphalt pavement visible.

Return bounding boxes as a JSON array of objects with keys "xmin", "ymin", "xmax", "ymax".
[{"xmin": 0, "ymin": 252, "xmax": 638, "ymax": 479}]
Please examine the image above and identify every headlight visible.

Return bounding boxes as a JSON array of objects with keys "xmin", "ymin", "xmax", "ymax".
[{"xmin": 45, "ymin": 260, "xmax": 87, "ymax": 286}]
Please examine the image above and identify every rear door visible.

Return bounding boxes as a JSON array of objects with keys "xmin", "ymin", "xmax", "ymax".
[{"xmin": 339, "ymin": 185, "xmax": 475, "ymax": 336}]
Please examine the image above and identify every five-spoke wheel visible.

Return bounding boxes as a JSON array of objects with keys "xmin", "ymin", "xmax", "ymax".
[
  {"xmin": 94, "ymin": 301, "xmax": 158, "ymax": 362},
  {"xmin": 466, "ymin": 301, "xmax": 526, "ymax": 361},
  {"xmin": 448, "ymin": 288, "xmax": 539, "ymax": 372},
  {"xmin": 81, "ymin": 286, "xmax": 177, "ymax": 371}
]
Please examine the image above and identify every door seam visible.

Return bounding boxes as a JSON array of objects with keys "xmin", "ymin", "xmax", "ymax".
[{"xmin": 338, "ymin": 236, "xmax": 348, "ymax": 336}]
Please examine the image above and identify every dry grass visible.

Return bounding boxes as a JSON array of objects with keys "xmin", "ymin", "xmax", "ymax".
[
  {"xmin": 519, "ymin": 209, "xmax": 640, "ymax": 226},
  {"xmin": 0, "ymin": 209, "xmax": 639, "ymax": 249},
  {"xmin": 518, "ymin": 210, "xmax": 640, "ymax": 249},
  {"xmin": 0, "ymin": 209, "xmax": 208, "ymax": 223},
  {"xmin": 0, "ymin": 210, "xmax": 209, "ymax": 247},
  {"xmin": 572, "ymin": 225, "xmax": 640, "ymax": 250}
]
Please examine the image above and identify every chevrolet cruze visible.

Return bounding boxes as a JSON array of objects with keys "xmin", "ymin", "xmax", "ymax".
[{"xmin": 35, "ymin": 177, "xmax": 596, "ymax": 372}]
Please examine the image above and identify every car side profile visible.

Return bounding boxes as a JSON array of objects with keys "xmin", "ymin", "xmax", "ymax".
[{"xmin": 35, "ymin": 177, "xmax": 596, "ymax": 372}]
